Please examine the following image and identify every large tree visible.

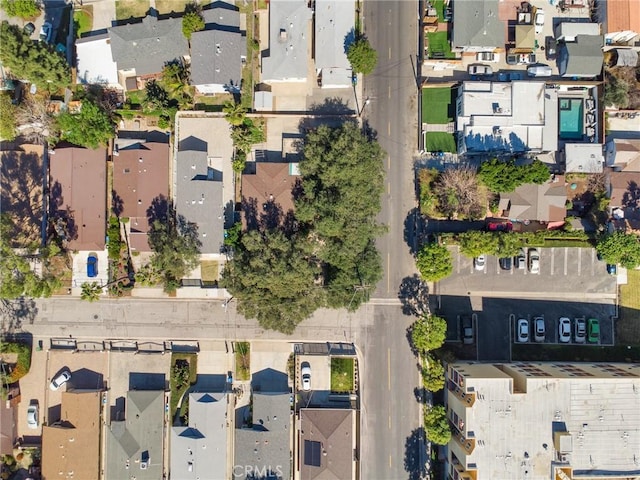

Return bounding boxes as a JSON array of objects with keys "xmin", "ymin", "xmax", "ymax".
[
  {"xmin": 296, "ymin": 122, "xmax": 385, "ymax": 309},
  {"xmin": 458, "ymin": 231, "xmax": 499, "ymax": 258},
  {"xmin": 1, "ymin": 0, "xmax": 40, "ymax": 19},
  {"xmin": 596, "ymin": 232, "xmax": 640, "ymax": 269},
  {"xmin": 422, "ymin": 354, "xmax": 445, "ymax": 392},
  {"xmin": 182, "ymin": 10, "xmax": 205, "ymax": 40},
  {"xmin": 424, "ymin": 405, "xmax": 452, "ymax": 445},
  {"xmin": 222, "ymin": 230, "xmax": 325, "ymax": 334},
  {"xmin": 416, "ymin": 242, "xmax": 452, "ymax": 282},
  {"xmin": 478, "ymin": 158, "xmax": 550, "ymax": 193},
  {"xmin": 347, "ymin": 37, "xmax": 378, "ymax": 75},
  {"xmin": 433, "ymin": 166, "xmax": 487, "ymax": 220},
  {"xmin": 0, "ymin": 21, "xmax": 70, "ymax": 89},
  {"xmin": 56, "ymin": 100, "xmax": 115, "ymax": 148},
  {"xmin": 411, "ymin": 315, "xmax": 447, "ymax": 353}
]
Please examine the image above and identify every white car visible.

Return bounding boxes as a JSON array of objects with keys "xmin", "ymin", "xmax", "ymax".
[
  {"xmin": 300, "ymin": 363, "xmax": 311, "ymax": 391},
  {"xmin": 50, "ymin": 370, "xmax": 71, "ymax": 391},
  {"xmin": 559, "ymin": 317, "xmax": 571, "ymax": 343},
  {"xmin": 476, "ymin": 52, "xmax": 499, "ymax": 63},
  {"xmin": 468, "ymin": 64, "xmax": 493, "ymax": 76},
  {"xmin": 528, "ymin": 248, "xmax": 540, "ymax": 274},
  {"xmin": 534, "ymin": 9, "xmax": 545, "ymax": 35},
  {"xmin": 474, "ymin": 255, "xmax": 486, "ymax": 271},
  {"xmin": 534, "ymin": 317, "xmax": 545, "ymax": 343},
  {"xmin": 40, "ymin": 22, "xmax": 52, "ymax": 43},
  {"xmin": 517, "ymin": 318, "xmax": 529, "ymax": 343},
  {"xmin": 27, "ymin": 404, "xmax": 38, "ymax": 429}
]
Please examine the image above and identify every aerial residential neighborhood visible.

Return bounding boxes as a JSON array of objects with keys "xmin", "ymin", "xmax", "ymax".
[{"xmin": 0, "ymin": 0, "xmax": 639, "ymax": 479}]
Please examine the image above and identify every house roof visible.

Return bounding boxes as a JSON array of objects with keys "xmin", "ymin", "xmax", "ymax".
[
  {"xmin": 190, "ymin": 28, "xmax": 245, "ymax": 89},
  {"xmin": 109, "ymin": 15, "xmax": 189, "ymax": 76},
  {"xmin": 234, "ymin": 393, "xmax": 291, "ymax": 480},
  {"xmin": 556, "ymin": 22, "xmax": 601, "ymax": 40},
  {"xmin": 315, "ymin": 0, "xmax": 354, "ymax": 71},
  {"xmin": 261, "ymin": 0, "xmax": 312, "ymax": 82},
  {"xmin": 559, "ymin": 35, "xmax": 603, "ymax": 77},
  {"xmin": 606, "ymin": 0, "xmax": 640, "ymax": 34},
  {"xmin": 0, "ymin": 403, "xmax": 16, "ymax": 456},
  {"xmin": 76, "ymin": 34, "xmax": 119, "ymax": 86},
  {"xmin": 565, "ymin": 143, "xmax": 604, "ymax": 173},
  {"xmin": 113, "ymin": 141, "xmax": 169, "ymax": 252},
  {"xmin": 170, "ymin": 393, "xmax": 227, "ymax": 480},
  {"xmin": 609, "ymin": 138, "xmax": 640, "ymax": 171},
  {"xmin": 499, "ymin": 177, "xmax": 567, "ymax": 222},
  {"xmin": 49, "ymin": 145, "xmax": 107, "ymax": 251},
  {"xmin": 299, "ymin": 409, "xmax": 355, "ymax": 480},
  {"xmin": 105, "ymin": 391, "xmax": 164, "ymax": 480},
  {"xmin": 616, "ymin": 48, "xmax": 639, "ymax": 67},
  {"xmin": 0, "ymin": 144, "xmax": 44, "ymax": 248},
  {"xmin": 42, "ymin": 392, "xmax": 102, "ymax": 480},
  {"xmin": 452, "ymin": 0, "xmax": 504, "ymax": 49},
  {"xmin": 241, "ymin": 162, "xmax": 299, "ymax": 229},
  {"xmin": 610, "ymin": 171, "xmax": 640, "ymax": 209},
  {"xmin": 175, "ymin": 150, "xmax": 224, "ymax": 254}
]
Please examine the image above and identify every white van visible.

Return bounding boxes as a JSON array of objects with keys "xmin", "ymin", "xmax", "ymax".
[{"xmin": 527, "ymin": 64, "xmax": 552, "ymax": 77}]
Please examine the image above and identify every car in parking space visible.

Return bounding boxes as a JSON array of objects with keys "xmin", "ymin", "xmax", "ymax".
[
  {"xmin": 606, "ymin": 264, "xmax": 617, "ymax": 275},
  {"xmin": 534, "ymin": 9, "xmax": 545, "ymax": 34},
  {"xmin": 528, "ymin": 248, "xmax": 540, "ymax": 274},
  {"xmin": 499, "ymin": 257, "xmax": 512, "ymax": 271},
  {"xmin": 476, "ymin": 52, "xmax": 499, "ymax": 63},
  {"xmin": 545, "ymin": 36, "xmax": 557, "ymax": 60},
  {"xmin": 39, "ymin": 22, "xmax": 52, "ymax": 43},
  {"xmin": 534, "ymin": 317, "xmax": 545, "ymax": 342},
  {"xmin": 468, "ymin": 64, "xmax": 493, "ymax": 76},
  {"xmin": 23, "ymin": 22, "xmax": 35, "ymax": 36},
  {"xmin": 517, "ymin": 318, "xmax": 529, "ymax": 343},
  {"xmin": 300, "ymin": 362, "xmax": 311, "ymax": 391},
  {"xmin": 488, "ymin": 221, "xmax": 513, "ymax": 232},
  {"xmin": 460, "ymin": 315, "xmax": 474, "ymax": 345},
  {"xmin": 574, "ymin": 317, "xmax": 586, "ymax": 343},
  {"xmin": 527, "ymin": 64, "xmax": 553, "ymax": 77},
  {"xmin": 515, "ymin": 248, "xmax": 526, "ymax": 270},
  {"xmin": 474, "ymin": 255, "xmax": 486, "ymax": 271},
  {"xmin": 87, "ymin": 253, "xmax": 98, "ymax": 277},
  {"xmin": 587, "ymin": 318, "xmax": 600, "ymax": 343},
  {"xmin": 507, "ymin": 53, "xmax": 536, "ymax": 65},
  {"xmin": 559, "ymin": 317, "xmax": 571, "ymax": 343},
  {"xmin": 27, "ymin": 404, "xmax": 38, "ymax": 429},
  {"xmin": 444, "ymin": 6, "xmax": 452, "ymax": 21},
  {"xmin": 50, "ymin": 370, "xmax": 71, "ymax": 391}
]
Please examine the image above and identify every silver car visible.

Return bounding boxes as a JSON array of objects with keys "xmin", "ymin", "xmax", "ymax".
[
  {"xmin": 517, "ymin": 319, "xmax": 529, "ymax": 343},
  {"xmin": 574, "ymin": 317, "xmax": 586, "ymax": 343},
  {"xmin": 300, "ymin": 363, "xmax": 311, "ymax": 391},
  {"xmin": 559, "ymin": 317, "xmax": 571, "ymax": 343},
  {"xmin": 468, "ymin": 64, "xmax": 493, "ymax": 76},
  {"xmin": 50, "ymin": 370, "xmax": 71, "ymax": 391},
  {"xmin": 27, "ymin": 404, "xmax": 38, "ymax": 429},
  {"xmin": 534, "ymin": 317, "xmax": 545, "ymax": 343},
  {"xmin": 528, "ymin": 248, "xmax": 540, "ymax": 274}
]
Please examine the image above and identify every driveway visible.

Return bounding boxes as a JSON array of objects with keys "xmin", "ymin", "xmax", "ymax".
[
  {"xmin": 87, "ymin": 0, "xmax": 116, "ymax": 32},
  {"xmin": 71, "ymin": 249, "xmax": 109, "ymax": 293}
]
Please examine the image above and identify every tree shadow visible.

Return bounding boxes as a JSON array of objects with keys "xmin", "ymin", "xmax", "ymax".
[
  {"xmin": 112, "ymin": 190, "xmax": 124, "ymax": 217},
  {"xmin": 242, "ymin": 196, "xmax": 259, "ymax": 232},
  {"xmin": 404, "ymin": 427, "xmax": 427, "ymax": 480},
  {"xmin": 413, "ymin": 386, "xmax": 429, "ymax": 404},
  {"xmin": 622, "ymin": 180, "xmax": 640, "ymax": 209},
  {"xmin": 306, "ymin": 97, "xmax": 355, "ymax": 116},
  {"xmin": 403, "ymin": 207, "xmax": 421, "ymax": 255},
  {"xmin": 48, "ymin": 180, "xmax": 78, "ymax": 246},
  {"xmin": 146, "ymin": 194, "xmax": 169, "ymax": 225},
  {"xmin": 361, "ymin": 119, "xmax": 378, "ymax": 142},
  {"xmin": 261, "ymin": 200, "xmax": 283, "ymax": 231},
  {"xmin": 0, "ymin": 298, "xmax": 38, "ymax": 334},
  {"xmin": 398, "ymin": 274, "xmax": 430, "ymax": 317}
]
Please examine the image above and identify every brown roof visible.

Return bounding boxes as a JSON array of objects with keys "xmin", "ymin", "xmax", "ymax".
[
  {"xmin": 612, "ymin": 139, "xmax": 640, "ymax": 172},
  {"xmin": 50, "ymin": 146, "xmax": 107, "ymax": 250},
  {"xmin": 299, "ymin": 409, "xmax": 355, "ymax": 480},
  {"xmin": 607, "ymin": 0, "xmax": 640, "ymax": 34},
  {"xmin": 241, "ymin": 163, "xmax": 299, "ymax": 228},
  {"xmin": 112, "ymin": 142, "xmax": 169, "ymax": 251},
  {"xmin": 42, "ymin": 391, "xmax": 102, "ymax": 480},
  {"xmin": 0, "ymin": 144, "xmax": 44, "ymax": 247},
  {"xmin": 499, "ymin": 177, "xmax": 567, "ymax": 223},
  {"xmin": 610, "ymin": 171, "xmax": 640, "ymax": 209}
]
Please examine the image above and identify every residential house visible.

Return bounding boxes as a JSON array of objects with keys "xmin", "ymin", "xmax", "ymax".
[
  {"xmin": 608, "ymin": 171, "xmax": 640, "ymax": 229},
  {"xmin": 234, "ymin": 393, "xmax": 291, "ymax": 480},
  {"xmin": 76, "ymin": 34, "xmax": 121, "ymax": 88},
  {"xmin": 175, "ymin": 149, "xmax": 225, "ymax": 254},
  {"xmin": 498, "ymin": 176, "xmax": 567, "ymax": 223},
  {"xmin": 444, "ymin": 362, "xmax": 640, "ymax": 480},
  {"xmin": 42, "ymin": 391, "xmax": 102, "ymax": 480},
  {"xmin": 0, "ymin": 402, "xmax": 16, "ymax": 456},
  {"xmin": 105, "ymin": 390, "xmax": 165, "ymax": 480},
  {"xmin": 606, "ymin": 138, "xmax": 640, "ymax": 171},
  {"xmin": 113, "ymin": 139, "xmax": 170, "ymax": 251},
  {"xmin": 456, "ymin": 81, "xmax": 558, "ymax": 155},
  {"xmin": 261, "ymin": 0, "xmax": 312, "ymax": 82},
  {"xmin": 49, "ymin": 145, "xmax": 107, "ymax": 251},
  {"xmin": 170, "ymin": 392, "xmax": 228, "ymax": 480},
  {"xmin": 315, "ymin": 0, "xmax": 354, "ymax": 88},
  {"xmin": 564, "ymin": 143, "xmax": 604, "ymax": 173},
  {"xmin": 299, "ymin": 408, "xmax": 356, "ymax": 480},
  {"xmin": 190, "ymin": 4, "xmax": 246, "ymax": 94},
  {"xmin": 604, "ymin": 0, "xmax": 640, "ymax": 47},
  {"xmin": 0, "ymin": 144, "xmax": 44, "ymax": 248},
  {"xmin": 451, "ymin": 0, "xmax": 504, "ymax": 52},
  {"xmin": 109, "ymin": 14, "xmax": 189, "ymax": 90},
  {"xmin": 556, "ymin": 24, "xmax": 603, "ymax": 78},
  {"xmin": 241, "ymin": 162, "xmax": 300, "ymax": 230}
]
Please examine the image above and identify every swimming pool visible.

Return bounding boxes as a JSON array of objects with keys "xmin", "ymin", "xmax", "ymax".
[{"xmin": 559, "ymin": 98, "xmax": 584, "ymax": 140}]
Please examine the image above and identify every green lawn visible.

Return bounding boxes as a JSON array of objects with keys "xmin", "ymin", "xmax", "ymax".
[
  {"xmin": 115, "ymin": 0, "xmax": 150, "ymax": 21},
  {"xmin": 235, "ymin": 342, "xmax": 251, "ymax": 381},
  {"xmin": 330, "ymin": 357, "xmax": 354, "ymax": 393},
  {"xmin": 427, "ymin": 31, "xmax": 456, "ymax": 60},
  {"xmin": 155, "ymin": 0, "xmax": 191, "ymax": 14},
  {"xmin": 433, "ymin": 0, "xmax": 445, "ymax": 21},
  {"xmin": 618, "ymin": 269, "xmax": 640, "ymax": 345},
  {"xmin": 425, "ymin": 132, "xmax": 457, "ymax": 153},
  {"xmin": 73, "ymin": 6, "xmax": 93, "ymax": 38},
  {"xmin": 421, "ymin": 87, "xmax": 453, "ymax": 124}
]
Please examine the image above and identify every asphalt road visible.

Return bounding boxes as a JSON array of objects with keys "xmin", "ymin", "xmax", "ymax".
[{"xmin": 361, "ymin": 1, "xmax": 425, "ymax": 479}]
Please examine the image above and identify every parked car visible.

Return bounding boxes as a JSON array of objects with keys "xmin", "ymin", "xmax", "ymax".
[
  {"xmin": 23, "ymin": 22, "xmax": 35, "ymax": 36},
  {"xmin": 527, "ymin": 64, "xmax": 553, "ymax": 77},
  {"xmin": 476, "ymin": 52, "xmax": 499, "ymax": 63},
  {"xmin": 545, "ymin": 36, "xmax": 557, "ymax": 60},
  {"xmin": 515, "ymin": 248, "xmax": 526, "ymax": 270},
  {"xmin": 468, "ymin": 64, "xmax": 493, "ymax": 76},
  {"xmin": 574, "ymin": 317, "xmax": 586, "ymax": 343},
  {"xmin": 499, "ymin": 257, "xmax": 512, "ymax": 271},
  {"xmin": 474, "ymin": 255, "xmax": 486, "ymax": 271},
  {"xmin": 534, "ymin": 317, "xmax": 545, "ymax": 342},
  {"xmin": 507, "ymin": 53, "xmax": 536, "ymax": 65},
  {"xmin": 27, "ymin": 404, "xmax": 38, "ymax": 429},
  {"xmin": 587, "ymin": 318, "xmax": 600, "ymax": 343},
  {"xmin": 559, "ymin": 317, "xmax": 571, "ymax": 343},
  {"xmin": 50, "ymin": 370, "xmax": 71, "ymax": 391},
  {"xmin": 606, "ymin": 264, "xmax": 617, "ymax": 275},
  {"xmin": 534, "ymin": 9, "xmax": 545, "ymax": 34},
  {"xmin": 517, "ymin": 319, "xmax": 529, "ymax": 343},
  {"xmin": 488, "ymin": 221, "xmax": 513, "ymax": 232},
  {"xmin": 87, "ymin": 254, "xmax": 98, "ymax": 278},
  {"xmin": 39, "ymin": 22, "xmax": 52, "ymax": 43},
  {"xmin": 528, "ymin": 248, "xmax": 540, "ymax": 274},
  {"xmin": 300, "ymin": 362, "xmax": 311, "ymax": 391},
  {"xmin": 444, "ymin": 6, "xmax": 452, "ymax": 21},
  {"xmin": 461, "ymin": 315, "xmax": 474, "ymax": 345}
]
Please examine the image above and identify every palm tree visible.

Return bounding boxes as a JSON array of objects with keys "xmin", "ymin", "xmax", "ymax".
[
  {"xmin": 80, "ymin": 282, "xmax": 103, "ymax": 302},
  {"xmin": 223, "ymin": 101, "xmax": 246, "ymax": 126}
]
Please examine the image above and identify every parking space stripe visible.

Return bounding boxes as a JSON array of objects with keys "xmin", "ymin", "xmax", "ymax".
[
  {"xmin": 564, "ymin": 248, "xmax": 568, "ymax": 276},
  {"xmin": 550, "ymin": 247, "xmax": 555, "ymax": 275},
  {"xmin": 591, "ymin": 248, "xmax": 595, "ymax": 276},
  {"xmin": 577, "ymin": 248, "xmax": 582, "ymax": 276}
]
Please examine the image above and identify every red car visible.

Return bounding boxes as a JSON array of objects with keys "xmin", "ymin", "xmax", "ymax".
[{"xmin": 487, "ymin": 222, "xmax": 513, "ymax": 232}]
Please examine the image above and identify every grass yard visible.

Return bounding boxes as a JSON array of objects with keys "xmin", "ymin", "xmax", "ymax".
[
  {"xmin": 427, "ymin": 31, "xmax": 456, "ymax": 60},
  {"xmin": 425, "ymin": 132, "xmax": 457, "ymax": 153},
  {"xmin": 200, "ymin": 260, "xmax": 219, "ymax": 282},
  {"xmin": 169, "ymin": 353, "xmax": 198, "ymax": 421},
  {"xmin": 330, "ymin": 357, "xmax": 355, "ymax": 393},
  {"xmin": 155, "ymin": 0, "xmax": 191, "ymax": 14},
  {"xmin": 73, "ymin": 6, "xmax": 93, "ymax": 38},
  {"xmin": 115, "ymin": 0, "xmax": 150, "ymax": 21},
  {"xmin": 235, "ymin": 342, "xmax": 251, "ymax": 381},
  {"xmin": 618, "ymin": 269, "xmax": 640, "ymax": 345},
  {"xmin": 421, "ymin": 87, "xmax": 453, "ymax": 124},
  {"xmin": 433, "ymin": 0, "xmax": 445, "ymax": 21}
]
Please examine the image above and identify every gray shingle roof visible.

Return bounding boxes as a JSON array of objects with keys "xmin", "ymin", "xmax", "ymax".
[
  {"xmin": 559, "ymin": 35, "xmax": 603, "ymax": 77},
  {"xmin": 315, "ymin": 0, "xmax": 354, "ymax": 70},
  {"xmin": 175, "ymin": 150, "xmax": 224, "ymax": 254},
  {"xmin": 109, "ymin": 15, "xmax": 189, "ymax": 76},
  {"xmin": 452, "ymin": 0, "xmax": 504, "ymax": 49},
  {"xmin": 191, "ymin": 29, "xmax": 246, "ymax": 89}
]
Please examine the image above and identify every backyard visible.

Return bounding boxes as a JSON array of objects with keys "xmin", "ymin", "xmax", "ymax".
[
  {"xmin": 73, "ymin": 6, "xmax": 93, "ymax": 38},
  {"xmin": 426, "ymin": 31, "xmax": 455, "ymax": 60},
  {"xmin": 169, "ymin": 352, "xmax": 198, "ymax": 422},
  {"xmin": 425, "ymin": 132, "xmax": 457, "ymax": 153},
  {"xmin": 115, "ymin": 0, "xmax": 150, "ymax": 21},
  {"xmin": 330, "ymin": 357, "xmax": 355, "ymax": 393},
  {"xmin": 618, "ymin": 269, "xmax": 640, "ymax": 346},
  {"xmin": 421, "ymin": 87, "xmax": 454, "ymax": 124}
]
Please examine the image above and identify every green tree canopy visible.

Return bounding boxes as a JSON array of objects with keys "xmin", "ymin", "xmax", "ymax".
[
  {"xmin": 0, "ymin": 21, "xmax": 70, "ymax": 89},
  {"xmin": 56, "ymin": 100, "xmax": 115, "ymax": 148},
  {"xmin": 411, "ymin": 315, "xmax": 447, "ymax": 353},
  {"xmin": 80, "ymin": 282, "xmax": 102, "ymax": 302},
  {"xmin": 0, "ymin": 93, "xmax": 17, "ymax": 141},
  {"xmin": 422, "ymin": 354, "xmax": 445, "ymax": 392},
  {"xmin": 424, "ymin": 405, "xmax": 452, "ymax": 445},
  {"xmin": 459, "ymin": 231, "xmax": 499, "ymax": 258},
  {"xmin": 182, "ymin": 10, "xmax": 205, "ymax": 40},
  {"xmin": 347, "ymin": 37, "xmax": 378, "ymax": 75},
  {"xmin": 1, "ymin": 0, "xmax": 40, "ymax": 19},
  {"xmin": 596, "ymin": 232, "xmax": 640, "ymax": 269},
  {"xmin": 296, "ymin": 122, "xmax": 385, "ymax": 309},
  {"xmin": 604, "ymin": 71, "xmax": 629, "ymax": 109},
  {"xmin": 223, "ymin": 230, "xmax": 325, "ymax": 333},
  {"xmin": 416, "ymin": 242, "xmax": 452, "ymax": 282},
  {"xmin": 478, "ymin": 158, "xmax": 550, "ymax": 193},
  {"xmin": 223, "ymin": 100, "xmax": 246, "ymax": 126}
]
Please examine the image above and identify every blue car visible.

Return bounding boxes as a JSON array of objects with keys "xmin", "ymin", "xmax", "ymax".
[{"xmin": 87, "ymin": 254, "xmax": 98, "ymax": 277}]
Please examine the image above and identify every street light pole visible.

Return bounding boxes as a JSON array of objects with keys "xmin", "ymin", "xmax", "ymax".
[{"xmin": 359, "ymin": 97, "xmax": 371, "ymax": 117}]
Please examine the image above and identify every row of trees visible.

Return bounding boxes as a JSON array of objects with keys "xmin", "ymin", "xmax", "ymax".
[
  {"xmin": 223, "ymin": 101, "xmax": 266, "ymax": 173},
  {"xmin": 1, "ymin": 0, "xmax": 40, "ymax": 20}
]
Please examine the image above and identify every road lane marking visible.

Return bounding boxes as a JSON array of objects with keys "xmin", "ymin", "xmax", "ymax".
[
  {"xmin": 388, "ymin": 121, "xmax": 391, "ymax": 135},
  {"xmin": 389, "ymin": 414, "xmax": 391, "ymax": 429},
  {"xmin": 389, "ymin": 455, "xmax": 392, "ymax": 467},
  {"xmin": 387, "ymin": 155, "xmax": 391, "ymax": 169},
  {"xmin": 388, "ymin": 85, "xmax": 391, "ymax": 98},
  {"xmin": 389, "ymin": 47, "xmax": 392, "ymax": 59},
  {"xmin": 564, "ymin": 247, "xmax": 568, "ymax": 275},
  {"xmin": 591, "ymin": 248, "xmax": 595, "ymax": 276},
  {"xmin": 387, "ymin": 253, "xmax": 390, "ymax": 293},
  {"xmin": 387, "ymin": 348, "xmax": 391, "ymax": 390},
  {"xmin": 388, "ymin": 182, "xmax": 390, "ymax": 195}
]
